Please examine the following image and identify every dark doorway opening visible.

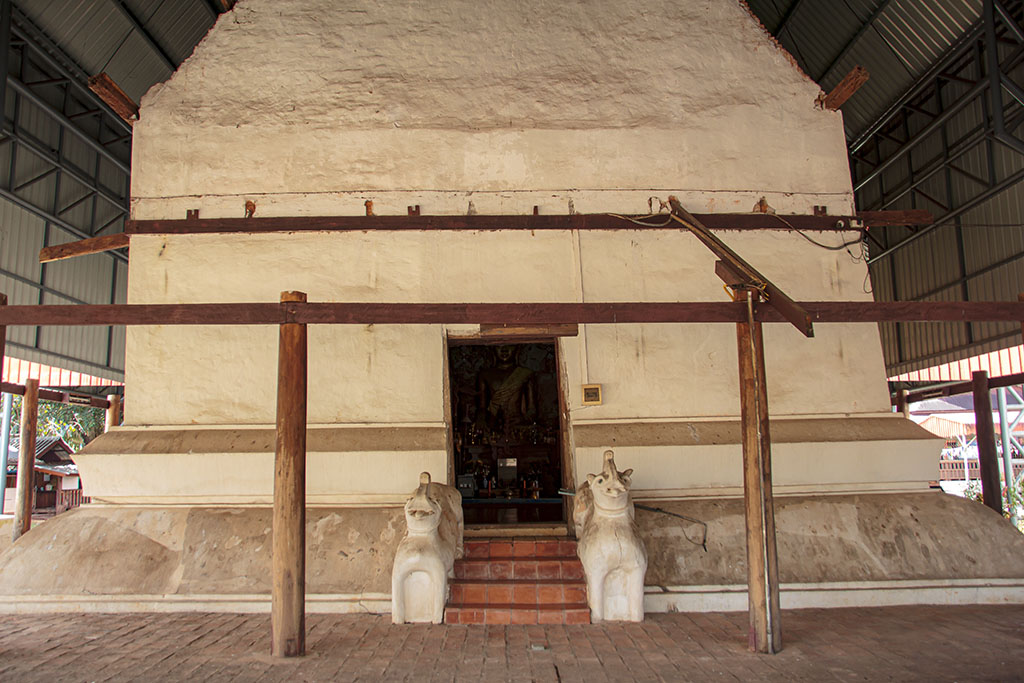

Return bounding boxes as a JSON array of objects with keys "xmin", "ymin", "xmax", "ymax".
[{"xmin": 448, "ymin": 341, "xmax": 564, "ymax": 525}]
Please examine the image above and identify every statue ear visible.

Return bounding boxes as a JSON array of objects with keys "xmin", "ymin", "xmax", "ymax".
[
  {"xmin": 622, "ymin": 468, "xmax": 633, "ymax": 478},
  {"xmin": 587, "ymin": 473, "xmax": 596, "ymax": 485}
]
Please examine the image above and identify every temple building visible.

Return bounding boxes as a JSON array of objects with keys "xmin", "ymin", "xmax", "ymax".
[{"xmin": 1, "ymin": 0, "xmax": 1022, "ymax": 621}]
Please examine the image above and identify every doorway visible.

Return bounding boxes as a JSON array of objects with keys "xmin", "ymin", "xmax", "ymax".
[{"xmin": 447, "ymin": 341, "xmax": 565, "ymax": 525}]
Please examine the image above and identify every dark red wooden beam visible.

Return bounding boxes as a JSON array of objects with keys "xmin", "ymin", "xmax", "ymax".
[
  {"xmin": 895, "ymin": 371, "xmax": 1024, "ymax": 405},
  {"xmin": 0, "ymin": 381, "xmax": 112, "ymax": 409},
  {"xmin": 39, "ymin": 233, "xmax": 130, "ymax": 263},
  {"xmin": 0, "ymin": 301, "xmax": 1021, "ymax": 327},
  {"xmin": 125, "ymin": 212, "xmax": 860, "ymax": 235}
]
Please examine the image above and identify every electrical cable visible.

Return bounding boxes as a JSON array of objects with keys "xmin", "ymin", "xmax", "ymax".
[
  {"xmin": 769, "ymin": 214, "xmax": 867, "ymax": 250},
  {"xmin": 606, "ymin": 213, "xmax": 674, "ymax": 228},
  {"xmin": 634, "ymin": 504, "xmax": 708, "ymax": 552}
]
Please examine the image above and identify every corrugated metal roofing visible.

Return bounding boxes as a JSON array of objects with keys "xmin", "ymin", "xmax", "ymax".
[
  {"xmin": 17, "ymin": 0, "xmax": 216, "ymax": 103},
  {"xmin": 746, "ymin": 0, "xmax": 982, "ymax": 140}
]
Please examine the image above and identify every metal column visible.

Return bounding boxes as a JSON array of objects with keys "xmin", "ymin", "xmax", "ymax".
[
  {"xmin": 0, "ymin": 392, "xmax": 10, "ymax": 515},
  {"xmin": 997, "ymin": 388, "xmax": 1020, "ymax": 526}
]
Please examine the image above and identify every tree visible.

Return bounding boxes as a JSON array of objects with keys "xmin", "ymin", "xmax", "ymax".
[{"xmin": 7, "ymin": 395, "xmax": 105, "ymax": 451}]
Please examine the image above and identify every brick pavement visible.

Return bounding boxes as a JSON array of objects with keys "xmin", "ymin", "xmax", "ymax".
[{"xmin": 0, "ymin": 605, "xmax": 1021, "ymax": 682}]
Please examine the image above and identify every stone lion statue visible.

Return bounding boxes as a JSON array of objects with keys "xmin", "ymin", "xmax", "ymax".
[
  {"xmin": 574, "ymin": 450, "xmax": 648, "ymax": 622},
  {"xmin": 391, "ymin": 472, "xmax": 464, "ymax": 624}
]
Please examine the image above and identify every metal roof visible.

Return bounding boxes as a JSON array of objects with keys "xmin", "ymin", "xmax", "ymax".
[
  {"xmin": 17, "ymin": 0, "xmax": 216, "ymax": 103},
  {"xmin": 0, "ymin": 0, "xmax": 1020, "ymax": 381},
  {"xmin": 746, "ymin": 0, "xmax": 983, "ymax": 141}
]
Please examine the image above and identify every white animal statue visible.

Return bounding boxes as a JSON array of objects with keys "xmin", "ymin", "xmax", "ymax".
[
  {"xmin": 391, "ymin": 472, "xmax": 464, "ymax": 624},
  {"xmin": 574, "ymin": 450, "xmax": 648, "ymax": 622}
]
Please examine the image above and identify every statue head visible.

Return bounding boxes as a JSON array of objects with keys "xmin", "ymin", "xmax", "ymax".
[
  {"xmin": 404, "ymin": 472, "xmax": 442, "ymax": 534},
  {"xmin": 586, "ymin": 450, "xmax": 633, "ymax": 513},
  {"xmin": 494, "ymin": 344, "xmax": 517, "ymax": 364}
]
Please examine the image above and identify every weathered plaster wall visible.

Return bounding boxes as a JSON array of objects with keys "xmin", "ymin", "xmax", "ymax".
[
  {"xmin": 640, "ymin": 492, "xmax": 1024, "ymax": 586},
  {"xmin": 130, "ymin": 0, "xmax": 852, "ymax": 218},
  {"xmin": 92, "ymin": 227, "xmax": 939, "ymax": 503},
  {"xmin": 91, "ymin": 0, "xmax": 937, "ymax": 505},
  {"xmin": 124, "ymin": 230, "xmax": 887, "ymax": 426},
  {"xmin": 2, "ymin": 493, "xmax": 1020, "ymax": 609}
]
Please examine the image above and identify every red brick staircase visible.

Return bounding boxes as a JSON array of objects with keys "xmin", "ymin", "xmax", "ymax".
[{"xmin": 446, "ymin": 538, "xmax": 590, "ymax": 625}]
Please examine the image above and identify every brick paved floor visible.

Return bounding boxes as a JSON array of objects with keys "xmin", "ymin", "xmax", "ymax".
[{"xmin": 0, "ymin": 605, "xmax": 1022, "ymax": 682}]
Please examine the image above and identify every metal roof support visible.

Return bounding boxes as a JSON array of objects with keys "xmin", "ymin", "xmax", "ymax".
[
  {"xmin": 0, "ymin": 185, "xmax": 128, "ymax": 262},
  {"xmin": 0, "ymin": 1, "xmax": 9, "ymax": 123},
  {"xmin": 771, "ymin": 0, "xmax": 806, "ymax": 37},
  {"xmin": 199, "ymin": 0, "xmax": 221, "ymax": 22},
  {"xmin": 816, "ymin": 0, "xmax": 896, "ymax": 83},
  {"xmin": 107, "ymin": 0, "xmax": 176, "ymax": 73},
  {"xmin": 7, "ymin": 77, "xmax": 130, "ymax": 175},
  {"xmin": 10, "ymin": 12, "xmax": 131, "ymax": 137},
  {"xmin": 0, "ymin": 8, "xmax": 129, "ymax": 276},
  {"xmin": 4, "ymin": 127, "xmax": 128, "ymax": 211},
  {"xmin": 857, "ymin": 1, "xmax": 1024, "ymax": 265},
  {"xmin": 0, "ymin": 266, "xmax": 89, "ymax": 304}
]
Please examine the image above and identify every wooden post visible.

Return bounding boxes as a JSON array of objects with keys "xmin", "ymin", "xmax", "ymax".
[
  {"xmin": 271, "ymin": 291, "xmax": 307, "ymax": 657},
  {"xmin": 13, "ymin": 378, "xmax": 39, "ymax": 541},
  {"xmin": 973, "ymin": 370, "xmax": 1002, "ymax": 514},
  {"xmin": 1, "ymin": 293, "xmax": 8, "ymax": 520},
  {"xmin": 104, "ymin": 394, "xmax": 121, "ymax": 432},
  {"xmin": 735, "ymin": 288, "xmax": 782, "ymax": 654},
  {"xmin": 0, "ymin": 293, "xmax": 7, "ymax": 377}
]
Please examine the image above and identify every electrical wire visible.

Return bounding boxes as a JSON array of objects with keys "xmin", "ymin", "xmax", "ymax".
[
  {"xmin": 634, "ymin": 504, "xmax": 708, "ymax": 552},
  {"xmin": 769, "ymin": 214, "xmax": 867, "ymax": 251},
  {"xmin": 606, "ymin": 213, "xmax": 674, "ymax": 227}
]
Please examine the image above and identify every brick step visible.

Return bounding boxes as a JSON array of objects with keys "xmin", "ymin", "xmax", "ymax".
[
  {"xmin": 448, "ymin": 536, "xmax": 590, "ymax": 624},
  {"xmin": 463, "ymin": 539, "xmax": 577, "ymax": 559},
  {"xmin": 450, "ymin": 580, "xmax": 587, "ymax": 606},
  {"xmin": 453, "ymin": 557, "xmax": 584, "ymax": 580},
  {"xmin": 445, "ymin": 604, "xmax": 590, "ymax": 625}
]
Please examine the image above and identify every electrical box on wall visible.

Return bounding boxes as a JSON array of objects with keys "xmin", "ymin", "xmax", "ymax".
[{"xmin": 581, "ymin": 384, "xmax": 603, "ymax": 406}]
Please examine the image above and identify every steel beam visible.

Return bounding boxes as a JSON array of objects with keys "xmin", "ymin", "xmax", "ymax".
[
  {"xmin": 817, "ymin": 0, "xmax": 896, "ymax": 83},
  {"xmin": 0, "ymin": 266, "xmax": 90, "ymax": 304},
  {"xmin": 867, "ymin": 164, "xmax": 1024, "ymax": 264},
  {"xmin": 108, "ymin": 0, "xmax": 176, "ymax": 72},
  {"xmin": 4, "ymin": 127, "xmax": 128, "ymax": 211},
  {"xmin": 772, "ymin": 0, "xmax": 806, "ymax": 37},
  {"xmin": 7, "ymin": 76, "xmax": 131, "ymax": 175},
  {"xmin": 0, "ymin": 185, "xmax": 129, "ymax": 262},
  {"xmin": 858, "ymin": 2, "xmax": 1024, "ymax": 266},
  {"xmin": 10, "ymin": 11, "xmax": 131, "ymax": 136}
]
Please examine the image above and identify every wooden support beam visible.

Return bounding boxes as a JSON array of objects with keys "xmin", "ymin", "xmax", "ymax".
[
  {"xmin": 478, "ymin": 323, "xmax": 579, "ymax": 339},
  {"xmin": 1, "ymin": 300, "xmax": 1024, "ymax": 328},
  {"xmin": 856, "ymin": 209, "xmax": 933, "ymax": 226},
  {"xmin": 973, "ymin": 370, "xmax": 1003, "ymax": 515},
  {"xmin": 87, "ymin": 73, "xmax": 138, "ymax": 123},
  {"xmin": 668, "ymin": 196, "xmax": 814, "ymax": 337},
  {"xmin": 105, "ymin": 394, "xmax": 121, "ymax": 432},
  {"xmin": 735, "ymin": 289, "xmax": 782, "ymax": 654},
  {"xmin": 125, "ymin": 212, "xmax": 860, "ymax": 235},
  {"xmin": 39, "ymin": 233, "xmax": 129, "ymax": 263},
  {"xmin": 0, "ymin": 293, "xmax": 6, "ymax": 382},
  {"xmin": 0, "ymin": 382, "xmax": 111, "ymax": 409},
  {"xmin": 820, "ymin": 66, "xmax": 870, "ymax": 111},
  {"xmin": 272, "ymin": 291, "xmax": 307, "ymax": 657},
  {"xmin": 897, "ymin": 371, "xmax": 1024, "ymax": 405},
  {"xmin": 13, "ymin": 378, "xmax": 38, "ymax": 542}
]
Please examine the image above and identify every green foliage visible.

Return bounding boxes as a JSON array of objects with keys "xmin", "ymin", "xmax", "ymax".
[
  {"xmin": 7, "ymin": 395, "xmax": 105, "ymax": 451},
  {"xmin": 964, "ymin": 475, "xmax": 1024, "ymax": 532}
]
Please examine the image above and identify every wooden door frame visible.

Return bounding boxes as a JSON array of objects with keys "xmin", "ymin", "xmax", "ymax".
[{"xmin": 444, "ymin": 333, "xmax": 573, "ymax": 531}]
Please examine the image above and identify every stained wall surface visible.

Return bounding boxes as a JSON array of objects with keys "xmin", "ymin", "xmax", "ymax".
[{"xmin": 76, "ymin": 0, "xmax": 942, "ymax": 504}]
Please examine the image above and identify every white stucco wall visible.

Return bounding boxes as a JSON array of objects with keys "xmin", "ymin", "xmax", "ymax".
[
  {"xmin": 125, "ymin": 229, "xmax": 889, "ymax": 426},
  {"xmin": 130, "ymin": 0, "xmax": 853, "ymax": 219},
  {"xmin": 82, "ymin": 0, "xmax": 942, "ymax": 504}
]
